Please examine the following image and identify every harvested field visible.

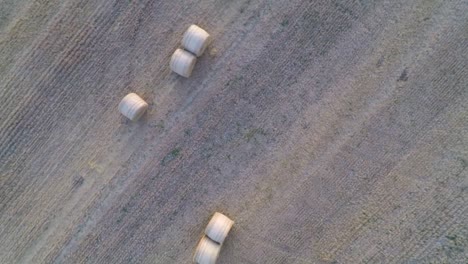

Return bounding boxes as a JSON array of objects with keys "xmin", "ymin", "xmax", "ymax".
[{"xmin": 0, "ymin": 0, "xmax": 467, "ymax": 263}]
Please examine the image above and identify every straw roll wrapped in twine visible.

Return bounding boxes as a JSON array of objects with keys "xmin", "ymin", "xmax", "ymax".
[
  {"xmin": 204, "ymin": 212, "xmax": 234, "ymax": 244},
  {"xmin": 170, "ymin": 48, "xmax": 197, "ymax": 77},
  {"xmin": 118, "ymin": 93, "xmax": 148, "ymax": 121},
  {"xmin": 182, "ymin": 24, "xmax": 211, "ymax": 57},
  {"xmin": 193, "ymin": 236, "xmax": 221, "ymax": 264}
]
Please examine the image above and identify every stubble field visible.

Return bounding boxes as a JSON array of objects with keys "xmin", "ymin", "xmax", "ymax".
[{"xmin": 1, "ymin": 0, "xmax": 467, "ymax": 263}]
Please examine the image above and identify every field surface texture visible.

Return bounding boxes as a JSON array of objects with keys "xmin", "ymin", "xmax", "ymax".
[{"xmin": 1, "ymin": 0, "xmax": 467, "ymax": 263}]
